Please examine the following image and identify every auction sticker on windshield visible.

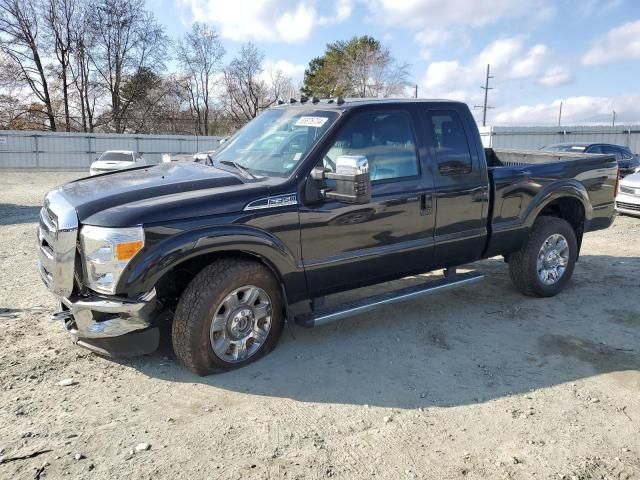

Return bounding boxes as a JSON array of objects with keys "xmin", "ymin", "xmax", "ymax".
[{"xmin": 295, "ymin": 116, "xmax": 328, "ymax": 128}]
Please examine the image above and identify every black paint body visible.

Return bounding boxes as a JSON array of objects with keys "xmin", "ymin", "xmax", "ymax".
[{"xmin": 58, "ymin": 100, "xmax": 618, "ymax": 306}]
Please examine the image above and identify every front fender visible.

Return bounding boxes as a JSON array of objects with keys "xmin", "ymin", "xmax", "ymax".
[{"xmin": 119, "ymin": 225, "xmax": 306, "ymax": 302}]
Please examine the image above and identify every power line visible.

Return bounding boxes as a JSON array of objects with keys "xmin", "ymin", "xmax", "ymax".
[{"xmin": 474, "ymin": 64, "xmax": 494, "ymax": 127}]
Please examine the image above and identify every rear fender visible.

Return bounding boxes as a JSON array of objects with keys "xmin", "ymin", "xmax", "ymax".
[{"xmin": 523, "ymin": 180, "xmax": 592, "ymax": 229}]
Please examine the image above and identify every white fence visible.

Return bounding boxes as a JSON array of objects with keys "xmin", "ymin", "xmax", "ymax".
[
  {"xmin": 2, "ymin": 125, "xmax": 639, "ymax": 170},
  {"xmin": 480, "ymin": 125, "xmax": 640, "ymax": 152},
  {"xmin": 0, "ymin": 130, "xmax": 223, "ymax": 169}
]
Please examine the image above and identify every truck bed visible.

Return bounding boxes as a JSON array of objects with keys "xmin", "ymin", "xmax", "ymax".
[
  {"xmin": 485, "ymin": 148, "xmax": 611, "ymax": 167},
  {"xmin": 483, "ymin": 148, "xmax": 618, "ymax": 258}
]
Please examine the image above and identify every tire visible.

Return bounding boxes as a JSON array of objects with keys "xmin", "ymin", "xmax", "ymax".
[
  {"xmin": 508, "ymin": 216, "xmax": 578, "ymax": 298},
  {"xmin": 172, "ymin": 258, "xmax": 284, "ymax": 375}
]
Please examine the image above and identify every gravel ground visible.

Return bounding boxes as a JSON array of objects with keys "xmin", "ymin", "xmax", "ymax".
[{"xmin": 0, "ymin": 170, "xmax": 639, "ymax": 480}]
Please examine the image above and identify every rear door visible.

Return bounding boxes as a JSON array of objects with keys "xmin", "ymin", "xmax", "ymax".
[
  {"xmin": 299, "ymin": 107, "xmax": 436, "ymax": 297},
  {"xmin": 421, "ymin": 107, "xmax": 490, "ymax": 266}
]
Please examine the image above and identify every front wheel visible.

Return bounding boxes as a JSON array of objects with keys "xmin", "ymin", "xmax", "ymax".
[
  {"xmin": 172, "ymin": 259, "xmax": 284, "ymax": 375},
  {"xmin": 509, "ymin": 216, "xmax": 578, "ymax": 297}
]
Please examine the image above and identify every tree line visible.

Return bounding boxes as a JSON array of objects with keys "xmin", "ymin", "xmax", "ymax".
[{"xmin": 0, "ymin": 0, "xmax": 410, "ymax": 135}]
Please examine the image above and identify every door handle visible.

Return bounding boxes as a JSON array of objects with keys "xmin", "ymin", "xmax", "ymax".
[{"xmin": 420, "ymin": 193, "xmax": 433, "ymax": 216}]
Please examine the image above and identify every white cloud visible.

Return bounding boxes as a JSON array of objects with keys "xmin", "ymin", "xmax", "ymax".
[
  {"xmin": 319, "ymin": 0, "xmax": 353, "ymax": 25},
  {"xmin": 421, "ymin": 37, "xmax": 561, "ymax": 100},
  {"xmin": 179, "ymin": 0, "xmax": 317, "ymax": 43},
  {"xmin": 582, "ymin": 19, "xmax": 640, "ymax": 66},
  {"xmin": 265, "ymin": 59, "xmax": 306, "ymax": 83},
  {"xmin": 510, "ymin": 44, "xmax": 548, "ymax": 78},
  {"xmin": 538, "ymin": 66, "xmax": 572, "ymax": 87},
  {"xmin": 369, "ymin": 0, "xmax": 554, "ymax": 28},
  {"xmin": 493, "ymin": 94, "xmax": 640, "ymax": 126}
]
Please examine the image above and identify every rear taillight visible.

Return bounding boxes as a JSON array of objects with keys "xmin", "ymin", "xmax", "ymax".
[{"xmin": 615, "ymin": 168, "xmax": 621, "ymax": 195}]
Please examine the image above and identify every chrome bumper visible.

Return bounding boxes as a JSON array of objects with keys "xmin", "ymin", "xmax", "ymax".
[{"xmin": 55, "ymin": 289, "xmax": 157, "ymax": 340}]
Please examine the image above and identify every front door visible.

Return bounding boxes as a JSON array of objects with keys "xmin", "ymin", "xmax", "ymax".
[{"xmin": 299, "ymin": 108, "xmax": 436, "ymax": 298}]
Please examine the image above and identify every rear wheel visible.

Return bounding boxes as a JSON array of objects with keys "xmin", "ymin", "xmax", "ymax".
[
  {"xmin": 509, "ymin": 216, "xmax": 578, "ymax": 297},
  {"xmin": 172, "ymin": 259, "xmax": 284, "ymax": 375}
]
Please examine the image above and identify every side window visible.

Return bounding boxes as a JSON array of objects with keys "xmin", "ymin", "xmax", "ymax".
[
  {"xmin": 601, "ymin": 145, "xmax": 622, "ymax": 160},
  {"xmin": 323, "ymin": 111, "xmax": 419, "ymax": 181},
  {"xmin": 586, "ymin": 145, "xmax": 603, "ymax": 154},
  {"xmin": 426, "ymin": 111, "xmax": 473, "ymax": 175}
]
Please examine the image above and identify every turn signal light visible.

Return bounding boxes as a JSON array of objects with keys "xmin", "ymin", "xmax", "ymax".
[{"xmin": 115, "ymin": 240, "xmax": 144, "ymax": 261}]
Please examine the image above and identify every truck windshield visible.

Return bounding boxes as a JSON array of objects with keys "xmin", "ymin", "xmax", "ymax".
[{"xmin": 213, "ymin": 108, "xmax": 338, "ymax": 177}]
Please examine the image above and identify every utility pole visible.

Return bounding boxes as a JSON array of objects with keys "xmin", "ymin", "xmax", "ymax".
[
  {"xmin": 612, "ymin": 110, "xmax": 616, "ymax": 127},
  {"xmin": 414, "ymin": 84, "xmax": 418, "ymax": 99},
  {"xmin": 558, "ymin": 101, "xmax": 563, "ymax": 127},
  {"xmin": 474, "ymin": 64, "xmax": 494, "ymax": 127}
]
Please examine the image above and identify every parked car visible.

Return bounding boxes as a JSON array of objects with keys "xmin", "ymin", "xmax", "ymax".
[
  {"xmin": 38, "ymin": 98, "xmax": 617, "ymax": 375},
  {"xmin": 541, "ymin": 142, "xmax": 640, "ymax": 177},
  {"xmin": 615, "ymin": 171, "xmax": 640, "ymax": 216},
  {"xmin": 89, "ymin": 150, "xmax": 145, "ymax": 176}
]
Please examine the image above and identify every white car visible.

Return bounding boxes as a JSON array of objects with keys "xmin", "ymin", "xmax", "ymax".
[
  {"xmin": 615, "ymin": 172, "xmax": 640, "ymax": 216},
  {"xmin": 89, "ymin": 150, "xmax": 145, "ymax": 176}
]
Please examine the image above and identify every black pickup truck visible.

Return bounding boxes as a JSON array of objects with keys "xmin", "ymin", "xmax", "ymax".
[{"xmin": 37, "ymin": 99, "xmax": 618, "ymax": 374}]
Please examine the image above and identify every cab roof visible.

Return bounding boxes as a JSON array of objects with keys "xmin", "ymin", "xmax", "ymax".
[{"xmin": 271, "ymin": 97, "xmax": 465, "ymax": 111}]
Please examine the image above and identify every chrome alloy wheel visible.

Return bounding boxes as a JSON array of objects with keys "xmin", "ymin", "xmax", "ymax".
[
  {"xmin": 209, "ymin": 285, "xmax": 273, "ymax": 363},
  {"xmin": 537, "ymin": 233, "xmax": 570, "ymax": 286}
]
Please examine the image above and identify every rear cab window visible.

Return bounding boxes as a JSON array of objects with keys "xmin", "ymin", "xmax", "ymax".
[{"xmin": 425, "ymin": 111, "xmax": 473, "ymax": 175}]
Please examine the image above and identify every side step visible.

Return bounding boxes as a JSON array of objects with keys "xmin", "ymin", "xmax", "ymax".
[{"xmin": 295, "ymin": 271, "xmax": 484, "ymax": 328}]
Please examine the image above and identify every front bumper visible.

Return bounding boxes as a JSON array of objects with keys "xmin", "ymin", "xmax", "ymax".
[
  {"xmin": 53, "ymin": 289, "xmax": 159, "ymax": 356},
  {"xmin": 615, "ymin": 192, "xmax": 640, "ymax": 216}
]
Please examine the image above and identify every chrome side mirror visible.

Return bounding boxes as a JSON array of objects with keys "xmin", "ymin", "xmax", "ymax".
[{"xmin": 318, "ymin": 155, "xmax": 371, "ymax": 204}]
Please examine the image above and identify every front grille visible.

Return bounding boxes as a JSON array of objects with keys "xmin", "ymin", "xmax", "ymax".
[
  {"xmin": 36, "ymin": 190, "xmax": 78, "ymax": 297},
  {"xmin": 619, "ymin": 185, "xmax": 639, "ymax": 196},
  {"xmin": 616, "ymin": 201, "xmax": 640, "ymax": 212}
]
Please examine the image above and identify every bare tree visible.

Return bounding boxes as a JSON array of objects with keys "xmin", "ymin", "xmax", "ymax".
[
  {"xmin": 69, "ymin": 6, "xmax": 96, "ymax": 132},
  {"xmin": 0, "ymin": 0, "xmax": 57, "ymax": 130},
  {"xmin": 88, "ymin": 0, "xmax": 169, "ymax": 132},
  {"xmin": 175, "ymin": 22, "xmax": 224, "ymax": 136},
  {"xmin": 223, "ymin": 42, "xmax": 294, "ymax": 128},
  {"xmin": 43, "ymin": 0, "xmax": 77, "ymax": 131}
]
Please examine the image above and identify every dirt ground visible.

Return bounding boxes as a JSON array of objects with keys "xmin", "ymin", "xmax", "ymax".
[{"xmin": 0, "ymin": 170, "xmax": 638, "ymax": 480}]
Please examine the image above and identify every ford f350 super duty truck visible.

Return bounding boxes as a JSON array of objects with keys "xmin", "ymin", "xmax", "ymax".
[{"xmin": 37, "ymin": 98, "xmax": 618, "ymax": 375}]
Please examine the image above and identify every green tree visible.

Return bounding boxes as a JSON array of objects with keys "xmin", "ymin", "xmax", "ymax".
[{"xmin": 302, "ymin": 36, "xmax": 409, "ymax": 99}]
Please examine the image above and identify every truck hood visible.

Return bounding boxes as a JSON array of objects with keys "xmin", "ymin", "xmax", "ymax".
[{"xmin": 58, "ymin": 162, "xmax": 268, "ymax": 226}]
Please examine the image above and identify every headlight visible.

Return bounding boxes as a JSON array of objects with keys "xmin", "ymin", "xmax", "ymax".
[{"xmin": 80, "ymin": 226, "xmax": 144, "ymax": 295}]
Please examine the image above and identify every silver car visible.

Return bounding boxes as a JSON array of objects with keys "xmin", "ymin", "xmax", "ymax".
[{"xmin": 616, "ymin": 172, "xmax": 640, "ymax": 216}]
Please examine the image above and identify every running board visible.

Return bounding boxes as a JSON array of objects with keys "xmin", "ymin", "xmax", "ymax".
[{"xmin": 295, "ymin": 271, "xmax": 484, "ymax": 328}]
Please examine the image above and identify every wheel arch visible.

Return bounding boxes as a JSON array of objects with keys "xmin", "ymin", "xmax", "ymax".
[
  {"xmin": 525, "ymin": 183, "xmax": 590, "ymax": 255},
  {"xmin": 120, "ymin": 226, "xmax": 306, "ymax": 304}
]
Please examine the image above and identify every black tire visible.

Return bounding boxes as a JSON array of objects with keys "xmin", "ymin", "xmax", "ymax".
[
  {"xmin": 172, "ymin": 258, "xmax": 284, "ymax": 375},
  {"xmin": 508, "ymin": 216, "xmax": 578, "ymax": 298}
]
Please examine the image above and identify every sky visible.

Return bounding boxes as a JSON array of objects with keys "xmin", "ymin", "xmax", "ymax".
[{"xmin": 150, "ymin": 0, "xmax": 640, "ymax": 126}]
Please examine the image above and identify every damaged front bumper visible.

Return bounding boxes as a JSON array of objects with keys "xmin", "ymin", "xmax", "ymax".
[{"xmin": 52, "ymin": 289, "xmax": 159, "ymax": 356}]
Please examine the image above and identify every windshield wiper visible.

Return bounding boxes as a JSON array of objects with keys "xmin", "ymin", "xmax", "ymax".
[{"xmin": 216, "ymin": 160, "xmax": 256, "ymax": 179}]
